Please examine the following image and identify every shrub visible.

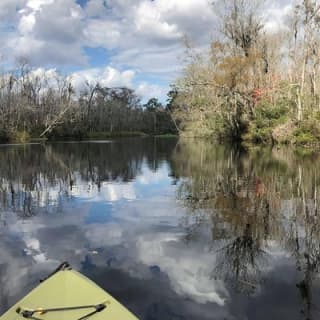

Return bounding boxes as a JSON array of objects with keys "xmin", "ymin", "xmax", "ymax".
[
  {"xmin": 12, "ymin": 131, "xmax": 31, "ymax": 143},
  {"xmin": 243, "ymin": 101, "xmax": 290, "ymax": 145}
]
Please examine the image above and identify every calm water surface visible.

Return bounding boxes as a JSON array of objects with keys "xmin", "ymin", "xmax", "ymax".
[{"xmin": 0, "ymin": 138, "xmax": 319, "ymax": 320}]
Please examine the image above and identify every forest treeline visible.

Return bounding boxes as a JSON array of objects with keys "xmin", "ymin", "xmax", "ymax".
[
  {"xmin": 0, "ymin": 62, "xmax": 177, "ymax": 143},
  {"xmin": 169, "ymin": 0, "xmax": 320, "ymax": 146}
]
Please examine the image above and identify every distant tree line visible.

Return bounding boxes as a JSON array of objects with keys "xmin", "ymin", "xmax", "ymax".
[
  {"xmin": 170, "ymin": 0, "xmax": 320, "ymax": 146},
  {"xmin": 0, "ymin": 61, "xmax": 177, "ymax": 142}
]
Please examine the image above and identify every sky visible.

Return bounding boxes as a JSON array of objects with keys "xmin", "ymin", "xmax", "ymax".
[{"xmin": 0, "ymin": 0, "xmax": 292, "ymax": 102}]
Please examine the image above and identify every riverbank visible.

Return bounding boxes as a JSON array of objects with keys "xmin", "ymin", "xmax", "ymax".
[
  {"xmin": 3, "ymin": 123, "xmax": 319, "ymax": 150},
  {"xmin": 0, "ymin": 130, "xmax": 179, "ymax": 144},
  {"xmin": 178, "ymin": 112, "xmax": 320, "ymax": 149}
]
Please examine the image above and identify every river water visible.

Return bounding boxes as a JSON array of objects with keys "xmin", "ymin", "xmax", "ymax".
[{"xmin": 0, "ymin": 138, "xmax": 319, "ymax": 319}]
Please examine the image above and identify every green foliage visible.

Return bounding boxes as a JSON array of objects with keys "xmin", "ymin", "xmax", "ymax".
[
  {"xmin": 256, "ymin": 102, "xmax": 289, "ymax": 123},
  {"xmin": 293, "ymin": 120, "xmax": 320, "ymax": 146},
  {"xmin": 243, "ymin": 125, "xmax": 273, "ymax": 144},
  {"xmin": 143, "ymin": 98, "xmax": 163, "ymax": 111},
  {"xmin": 293, "ymin": 131, "xmax": 315, "ymax": 145},
  {"xmin": 166, "ymin": 87, "xmax": 178, "ymax": 111},
  {"xmin": 213, "ymin": 115, "xmax": 237, "ymax": 141},
  {"xmin": 243, "ymin": 102, "xmax": 290, "ymax": 145}
]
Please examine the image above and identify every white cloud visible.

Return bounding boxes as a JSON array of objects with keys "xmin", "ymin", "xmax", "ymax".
[
  {"xmin": 18, "ymin": 12, "xmax": 36, "ymax": 33},
  {"xmin": 69, "ymin": 65, "xmax": 166, "ymax": 101},
  {"xmin": 31, "ymin": 0, "xmax": 84, "ymax": 44},
  {"xmin": 5, "ymin": 0, "xmax": 86, "ymax": 65},
  {"xmin": 70, "ymin": 66, "xmax": 135, "ymax": 92},
  {"xmin": 112, "ymin": 46, "xmax": 182, "ymax": 75},
  {"xmin": 134, "ymin": 1, "xmax": 181, "ymax": 41},
  {"xmin": 84, "ymin": 20, "xmax": 121, "ymax": 49},
  {"xmin": 136, "ymin": 82, "xmax": 168, "ymax": 102},
  {"xmin": 0, "ymin": 0, "xmax": 27, "ymax": 20},
  {"xmin": 26, "ymin": 0, "xmax": 54, "ymax": 11}
]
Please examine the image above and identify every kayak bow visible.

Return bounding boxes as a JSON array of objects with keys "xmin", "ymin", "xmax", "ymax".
[{"xmin": 0, "ymin": 263, "xmax": 139, "ymax": 320}]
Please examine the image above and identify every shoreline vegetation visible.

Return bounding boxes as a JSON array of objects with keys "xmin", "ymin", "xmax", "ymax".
[
  {"xmin": 0, "ymin": 131, "xmax": 179, "ymax": 144},
  {"xmin": 167, "ymin": 0, "xmax": 320, "ymax": 149},
  {"xmin": 1, "ymin": 1, "xmax": 320, "ymax": 149}
]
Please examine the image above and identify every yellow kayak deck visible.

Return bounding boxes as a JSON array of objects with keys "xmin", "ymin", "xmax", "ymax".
[{"xmin": 0, "ymin": 266, "xmax": 138, "ymax": 320}]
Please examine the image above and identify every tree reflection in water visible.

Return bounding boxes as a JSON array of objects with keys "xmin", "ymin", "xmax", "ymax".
[
  {"xmin": 0, "ymin": 138, "xmax": 177, "ymax": 218},
  {"xmin": 173, "ymin": 140, "xmax": 320, "ymax": 318},
  {"xmin": 214, "ymin": 223, "xmax": 267, "ymax": 295}
]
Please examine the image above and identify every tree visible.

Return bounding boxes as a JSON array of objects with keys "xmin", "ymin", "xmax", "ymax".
[
  {"xmin": 143, "ymin": 98, "xmax": 162, "ymax": 134},
  {"xmin": 215, "ymin": 0, "xmax": 265, "ymax": 57},
  {"xmin": 171, "ymin": 0, "xmax": 267, "ymax": 139},
  {"xmin": 143, "ymin": 97, "xmax": 162, "ymax": 111},
  {"xmin": 289, "ymin": 1, "xmax": 320, "ymax": 120}
]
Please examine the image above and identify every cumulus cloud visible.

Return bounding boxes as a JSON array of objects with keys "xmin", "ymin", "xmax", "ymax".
[
  {"xmin": 0, "ymin": 0, "xmax": 295, "ymax": 99},
  {"xmin": 70, "ymin": 66, "xmax": 135, "ymax": 91},
  {"xmin": 84, "ymin": 20, "xmax": 121, "ymax": 49},
  {"xmin": 4, "ymin": 0, "xmax": 86, "ymax": 66},
  {"xmin": 133, "ymin": 1, "xmax": 182, "ymax": 41},
  {"xmin": 32, "ymin": 0, "xmax": 83, "ymax": 44},
  {"xmin": 135, "ymin": 82, "xmax": 168, "ymax": 103},
  {"xmin": 68, "ymin": 65, "xmax": 167, "ymax": 101}
]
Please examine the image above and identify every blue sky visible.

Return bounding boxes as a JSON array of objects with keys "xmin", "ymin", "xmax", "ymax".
[{"xmin": 0, "ymin": 0, "xmax": 292, "ymax": 102}]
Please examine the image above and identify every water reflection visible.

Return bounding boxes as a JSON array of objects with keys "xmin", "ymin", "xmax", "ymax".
[
  {"xmin": 174, "ymin": 140, "xmax": 320, "ymax": 319},
  {"xmin": 0, "ymin": 138, "xmax": 319, "ymax": 319},
  {"xmin": 0, "ymin": 138, "xmax": 176, "ymax": 216}
]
